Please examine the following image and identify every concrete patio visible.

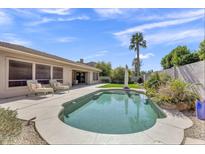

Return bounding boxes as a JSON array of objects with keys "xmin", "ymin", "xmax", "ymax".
[{"xmin": 0, "ymin": 84, "xmax": 194, "ymax": 144}]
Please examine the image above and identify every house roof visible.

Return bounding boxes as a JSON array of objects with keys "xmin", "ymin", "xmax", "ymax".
[
  {"xmin": 0, "ymin": 41, "xmax": 101, "ymax": 72},
  {"xmin": 86, "ymin": 61, "xmax": 97, "ymax": 67}
]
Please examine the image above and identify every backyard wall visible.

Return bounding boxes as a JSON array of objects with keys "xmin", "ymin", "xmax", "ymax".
[{"xmin": 151, "ymin": 60, "xmax": 205, "ymax": 99}]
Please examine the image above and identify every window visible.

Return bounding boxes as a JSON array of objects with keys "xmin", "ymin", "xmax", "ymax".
[
  {"xmin": 53, "ymin": 66, "xmax": 63, "ymax": 83},
  {"xmin": 9, "ymin": 60, "xmax": 32, "ymax": 87},
  {"xmin": 93, "ymin": 72, "xmax": 99, "ymax": 81},
  {"xmin": 36, "ymin": 64, "xmax": 51, "ymax": 84}
]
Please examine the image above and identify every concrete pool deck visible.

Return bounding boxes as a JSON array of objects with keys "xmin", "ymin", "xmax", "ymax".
[{"xmin": 0, "ymin": 84, "xmax": 193, "ymax": 144}]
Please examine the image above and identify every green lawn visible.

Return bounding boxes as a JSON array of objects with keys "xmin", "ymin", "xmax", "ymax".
[{"xmin": 98, "ymin": 83, "xmax": 142, "ymax": 89}]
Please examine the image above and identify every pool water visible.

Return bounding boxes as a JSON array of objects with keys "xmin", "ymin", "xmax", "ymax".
[{"xmin": 60, "ymin": 90, "xmax": 166, "ymax": 134}]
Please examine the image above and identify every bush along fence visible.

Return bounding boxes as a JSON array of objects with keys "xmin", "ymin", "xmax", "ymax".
[{"xmin": 145, "ymin": 60, "xmax": 205, "ymax": 100}]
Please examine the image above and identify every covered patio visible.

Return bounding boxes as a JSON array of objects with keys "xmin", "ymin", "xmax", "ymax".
[{"xmin": 72, "ymin": 69, "xmax": 99, "ymax": 86}]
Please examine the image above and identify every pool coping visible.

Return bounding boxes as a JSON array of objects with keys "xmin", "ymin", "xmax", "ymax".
[
  {"xmin": 36, "ymin": 88, "xmax": 193, "ymax": 144},
  {"xmin": 0, "ymin": 85, "xmax": 193, "ymax": 144}
]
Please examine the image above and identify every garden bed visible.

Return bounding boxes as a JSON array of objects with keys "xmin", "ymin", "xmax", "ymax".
[
  {"xmin": 182, "ymin": 110, "xmax": 205, "ymax": 141},
  {"xmin": 2, "ymin": 120, "xmax": 48, "ymax": 145}
]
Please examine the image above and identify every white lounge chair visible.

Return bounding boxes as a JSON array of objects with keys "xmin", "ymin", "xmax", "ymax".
[
  {"xmin": 27, "ymin": 80, "xmax": 54, "ymax": 96},
  {"xmin": 49, "ymin": 80, "xmax": 69, "ymax": 92}
]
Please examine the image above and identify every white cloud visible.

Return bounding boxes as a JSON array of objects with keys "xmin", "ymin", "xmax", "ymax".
[
  {"xmin": 114, "ymin": 9, "xmax": 204, "ymax": 46},
  {"xmin": 12, "ymin": 9, "xmax": 41, "ymax": 19},
  {"xmin": 165, "ymin": 9, "xmax": 204, "ymax": 19},
  {"xmin": 94, "ymin": 8, "xmax": 140, "ymax": 19},
  {"xmin": 139, "ymin": 53, "xmax": 154, "ymax": 59},
  {"xmin": 55, "ymin": 37, "xmax": 76, "ymax": 43},
  {"xmin": 85, "ymin": 50, "xmax": 109, "ymax": 60},
  {"xmin": 38, "ymin": 9, "xmax": 71, "ymax": 15},
  {"xmin": 114, "ymin": 16, "xmax": 203, "ymax": 37},
  {"xmin": 28, "ymin": 17, "xmax": 53, "ymax": 26},
  {"xmin": 0, "ymin": 33, "xmax": 31, "ymax": 46},
  {"xmin": 116, "ymin": 28, "xmax": 204, "ymax": 47},
  {"xmin": 136, "ymin": 9, "xmax": 204, "ymax": 21},
  {"xmin": 94, "ymin": 9, "xmax": 124, "ymax": 18},
  {"xmin": 57, "ymin": 15, "xmax": 90, "ymax": 21},
  {"xmin": 0, "ymin": 10, "xmax": 12, "ymax": 25},
  {"xmin": 94, "ymin": 9, "xmax": 204, "ymax": 22},
  {"xmin": 146, "ymin": 29, "xmax": 204, "ymax": 45},
  {"xmin": 28, "ymin": 15, "xmax": 90, "ymax": 26}
]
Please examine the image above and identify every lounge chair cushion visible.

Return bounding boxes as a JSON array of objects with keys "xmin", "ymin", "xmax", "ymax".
[
  {"xmin": 53, "ymin": 82, "xmax": 61, "ymax": 87},
  {"xmin": 56, "ymin": 82, "xmax": 61, "ymax": 87},
  {"xmin": 53, "ymin": 82, "xmax": 58, "ymax": 88},
  {"xmin": 56, "ymin": 86, "xmax": 69, "ymax": 90},
  {"xmin": 35, "ymin": 87, "xmax": 54, "ymax": 93},
  {"xmin": 27, "ymin": 80, "xmax": 54, "ymax": 95},
  {"xmin": 31, "ymin": 83, "xmax": 37, "ymax": 90},
  {"xmin": 36, "ymin": 83, "xmax": 42, "ymax": 88}
]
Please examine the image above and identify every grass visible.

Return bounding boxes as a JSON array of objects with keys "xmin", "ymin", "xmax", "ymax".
[{"xmin": 98, "ymin": 83, "xmax": 142, "ymax": 89}]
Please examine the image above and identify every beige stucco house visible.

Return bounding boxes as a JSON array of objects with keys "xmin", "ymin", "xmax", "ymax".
[{"xmin": 0, "ymin": 42, "xmax": 101, "ymax": 98}]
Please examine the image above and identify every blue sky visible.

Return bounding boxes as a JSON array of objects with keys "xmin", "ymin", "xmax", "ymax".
[{"xmin": 0, "ymin": 8, "xmax": 204, "ymax": 71}]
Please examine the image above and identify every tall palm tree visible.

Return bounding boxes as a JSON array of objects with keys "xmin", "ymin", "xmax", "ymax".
[
  {"xmin": 132, "ymin": 58, "xmax": 138, "ymax": 74},
  {"xmin": 129, "ymin": 32, "xmax": 147, "ymax": 78},
  {"xmin": 132, "ymin": 58, "xmax": 142, "ymax": 76}
]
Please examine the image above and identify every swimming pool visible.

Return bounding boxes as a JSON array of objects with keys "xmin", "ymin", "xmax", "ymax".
[{"xmin": 59, "ymin": 89, "xmax": 166, "ymax": 134}]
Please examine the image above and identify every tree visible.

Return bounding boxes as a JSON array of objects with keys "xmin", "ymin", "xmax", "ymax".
[
  {"xmin": 129, "ymin": 32, "xmax": 147, "ymax": 78},
  {"xmin": 160, "ymin": 45, "xmax": 200, "ymax": 69},
  {"xmin": 198, "ymin": 40, "xmax": 205, "ymax": 60},
  {"xmin": 172, "ymin": 46, "xmax": 190, "ymax": 66},
  {"xmin": 111, "ymin": 67, "xmax": 125, "ymax": 83},
  {"xmin": 95, "ymin": 61, "xmax": 112, "ymax": 76},
  {"xmin": 140, "ymin": 69, "xmax": 153, "ymax": 76},
  {"xmin": 132, "ymin": 58, "xmax": 142, "ymax": 76},
  {"xmin": 111, "ymin": 67, "xmax": 132, "ymax": 83},
  {"xmin": 181, "ymin": 52, "xmax": 200, "ymax": 65},
  {"xmin": 161, "ymin": 54, "xmax": 173, "ymax": 69}
]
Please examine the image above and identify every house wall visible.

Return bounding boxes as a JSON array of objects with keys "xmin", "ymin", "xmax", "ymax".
[
  {"xmin": 0, "ymin": 49, "xmax": 100, "ymax": 98},
  {"xmin": 84, "ymin": 71, "xmax": 99, "ymax": 84},
  {"xmin": 0, "ymin": 53, "xmax": 6, "ymax": 98},
  {"xmin": 91, "ymin": 72, "xmax": 100, "ymax": 84}
]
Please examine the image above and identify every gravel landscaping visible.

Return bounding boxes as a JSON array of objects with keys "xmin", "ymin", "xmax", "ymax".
[
  {"xmin": 2, "ymin": 120, "xmax": 47, "ymax": 145},
  {"xmin": 183, "ymin": 110, "xmax": 205, "ymax": 141}
]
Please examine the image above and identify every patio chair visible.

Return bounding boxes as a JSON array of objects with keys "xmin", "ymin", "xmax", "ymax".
[
  {"xmin": 27, "ymin": 80, "xmax": 54, "ymax": 96},
  {"xmin": 49, "ymin": 79, "xmax": 69, "ymax": 92}
]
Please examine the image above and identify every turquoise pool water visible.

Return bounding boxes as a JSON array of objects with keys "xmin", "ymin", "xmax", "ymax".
[{"xmin": 60, "ymin": 90, "xmax": 166, "ymax": 134}]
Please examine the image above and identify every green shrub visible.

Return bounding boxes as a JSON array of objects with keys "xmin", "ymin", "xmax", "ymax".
[
  {"xmin": 144, "ymin": 72, "xmax": 199, "ymax": 110},
  {"xmin": 181, "ymin": 52, "xmax": 200, "ymax": 65},
  {"xmin": 144, "ymin": 72, "xmax": 160, "ymax": 89},
  {"xmin": 111, "ymin": 67, "xmax": 133, "ymax": 84},
  {"xmin": 100, "ymin": 76, "xmax": 111, "ymax": 83},
  {"xmin": 198, "ymin": 40, "xmax": 205, "ymax": 60},
  {"xmin": 101, "ymin": 78, "xmax": 110, "ymax": 83},
  {"xmin": 111, "ymin": 67, "xmax": 125, "ymax": 83},
  {"xmin": 0, "ymin": 108, "xmax": 22, "ymax": 143},
  {"xmin": 155, "ymin": 80, "xmax": 199, "ymax": 109},
  {"xmin": 144, "ymin": 72, "xmax": 171, "ymax": 89}
]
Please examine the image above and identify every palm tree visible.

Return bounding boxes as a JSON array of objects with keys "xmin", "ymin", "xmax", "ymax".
[
  {"xmin": 132, "ymin": 58, "xmax": 142, "ymax": 76},
  {"xmin": 129, "ymin": 32, "xmax": 147, "ymax": 78},
  {"xmin": 132, "ymin": 58, "xmax": 138, "ymax": 74}
]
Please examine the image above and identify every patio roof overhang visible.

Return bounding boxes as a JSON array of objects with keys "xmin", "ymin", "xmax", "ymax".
[{"xmin": 0, "ymin": 41, "xmax": 102, "ymax": 72}]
